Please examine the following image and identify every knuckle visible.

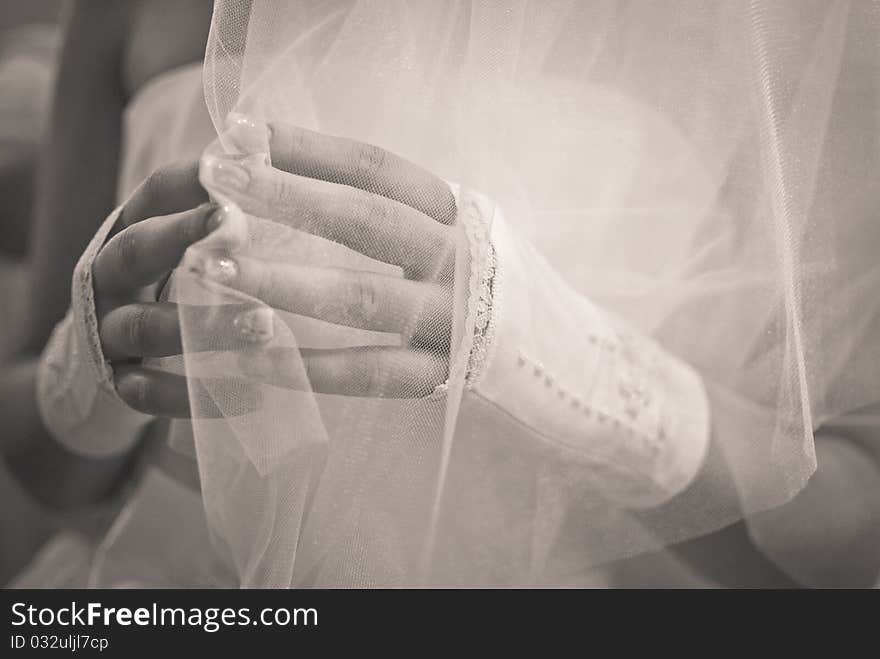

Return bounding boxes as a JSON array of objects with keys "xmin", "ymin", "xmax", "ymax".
[
  {"xmin": 345, "ymin": 272, "xmax": 379, "ymax": 324},
  {"xmin": 346, "ymin": 191, "xmax": 383, "ymax": 244},
  {"xmin": 175, "ymin": 159, "xmax": 201, "ymax": 184},
  {"xmin": 359, "ymin": 349, "xmax": 384, "ymax": 396},
  {"xmin": 143, "ymin": 166, "xmax": 171, "ymax": 201},
  {"xmin": 269, "ymin": 171, "xmax": 292, "ymax": 208},
  {"xmin": 177, "ymin": 208, "xmax": 209, "ymax": 247},
  {"xmin": 352, "ymin": 142, "xmax": 388, "ymax": 183},
  {"xmin": 125, "ymin": 160, "xmax": 200, "ymax": 228},
  {"xmin": 359, "ymin": 192, "xmax": 394, "ymax": 232},
  {"xmin": 148, "ymin": 160, "xmax": 196, "ymax": 194},
  {"xmin": 367, "ymin": 194, "xmax": 394, "ymax": 226},
  {"xmin": 127, "ymin": 305, "xmax": 157, "ymax": 354},
  {"xmin": 114, "ymin": 226, "xmax": 140, "ymax": 271}
]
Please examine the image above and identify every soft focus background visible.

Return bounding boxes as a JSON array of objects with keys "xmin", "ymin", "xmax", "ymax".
[{"xmin": 0, "ymin": 0, "xmax": 63, "ymax": 585}]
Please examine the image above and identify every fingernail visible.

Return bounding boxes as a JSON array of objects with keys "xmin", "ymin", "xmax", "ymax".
[
  {"xmin": 234, "ymin": 307, "xmax": 274, "ymax": 342},
  {"xmin": 205, "ymin": 203, "xmax": 241, "ymax": 232},
  {"xmin": 202, "ymin": 204, "xmax": 250, "ymax": 252},
  {"xmin": 201, "ymin": 253, "xmax": 238, "ymax": 282},
  {"xmin": 224, "ymin": 113, "xmax": 270, "ymax": 156},
  {"xmin": 203, "ymin": 156, "xmax": 250, "ymax": 194},
  {"xmin": 205, "ymin": 204, "xmax": 226, "ymax": 233}
]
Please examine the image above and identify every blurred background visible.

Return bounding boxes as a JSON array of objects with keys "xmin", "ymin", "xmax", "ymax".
[{"xmin": 0, "ymin": 0, "xmax": 63, "ymax": 586}]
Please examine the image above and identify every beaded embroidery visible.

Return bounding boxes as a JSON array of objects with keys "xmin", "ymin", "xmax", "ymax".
[{"xmin": 513, "ymin": 326, "xmax": 668, "ymax": 461}]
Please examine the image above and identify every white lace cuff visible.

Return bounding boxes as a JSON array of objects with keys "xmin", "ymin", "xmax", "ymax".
[
  {"xmin": 36, "ymin": 206, "xmax": 152, "ymax": 458},
  {"xmin": 460, "ymin": 194, "xmax": 711, "ymax": 508}
]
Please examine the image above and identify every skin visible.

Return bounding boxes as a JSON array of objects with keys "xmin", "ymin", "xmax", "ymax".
[
  {"xmin": 107, "ymin": 123, "xmax": 457, "ymax": 415},
  {"xmin": 1, "ymin": 0, "xmax": 877, "ymax": 587}
]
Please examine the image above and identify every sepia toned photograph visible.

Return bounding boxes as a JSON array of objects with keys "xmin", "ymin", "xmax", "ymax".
[{"xmin": 0, "ymin": 0, "xmax": 878, "ymax": 593}]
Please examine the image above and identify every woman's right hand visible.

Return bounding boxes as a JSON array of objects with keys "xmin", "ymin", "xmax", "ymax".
[{"xmin": 93, "ymin": 160, "xmax": 273, "ymax": 418}]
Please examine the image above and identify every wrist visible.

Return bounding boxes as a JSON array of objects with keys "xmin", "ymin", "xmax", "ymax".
[
  {"xmin": 36, "ymin": 206, "xmax": 152, "ymax": 459},
  {"xmin": 460, "ymin": 195, "xmax": 710, "ymax": 507}
]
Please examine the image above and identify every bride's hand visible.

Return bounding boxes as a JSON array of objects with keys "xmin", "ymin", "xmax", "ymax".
[
  {"xmin": 200, "ymin": 120, "xmax": 459, "ymax": 398},
  {"xmin": 94, "ymin": 161, "xmax": 274, "ymax": 416}
]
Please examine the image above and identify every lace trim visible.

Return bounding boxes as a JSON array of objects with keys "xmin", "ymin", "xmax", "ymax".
[
  {"xmin": 39, "ymin": 207, "xmax": 123, "ymax": 428},
  {"xmin": 427, "ymin": 188, "xmax": 498, "ymax": 399},
  {"xmin": 465, "ymin": 242, "xmax": 497, "ymax": 386},
  {"xmin": 75, "ymin": 206, "xmax": 122, "ymax": 392}
]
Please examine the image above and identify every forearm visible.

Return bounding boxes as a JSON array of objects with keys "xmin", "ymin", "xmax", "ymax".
[
  {"xmin": 747, "ymin": 433, "xmax": 880, "ymax": 587},
  {"xmin": 1, "ymin": 358, "xmax": 135, "ymax": 510},
  {"xmin": 653, "ymin": 384, "xmax": 880, "ymax": 587}
]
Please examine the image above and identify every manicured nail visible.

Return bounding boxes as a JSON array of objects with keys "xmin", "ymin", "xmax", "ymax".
[
  {"xmin": 205, "ymin": 204, "xmax": 250, "ymax": 252},
  {"xmin": 203, "ymin": 156, "xmax": 250, "ymax": 194},
  {"xmin": 234, "ymin": 307, "xmax": 274, "ymax": 342},
  {"xmin": 224, "ymin": 113, "xmax": 270, "ymax": 156},
  {"xmin": 202, "ymin": 253, "xmax": 238, "ymax": 282},
  {"xmin": 205, "ymin": 204, "xmax": 226, "ymax": 233},
  {"xmin": 205, "ymin": 203, "xmax": 243, "ymax": 232}
]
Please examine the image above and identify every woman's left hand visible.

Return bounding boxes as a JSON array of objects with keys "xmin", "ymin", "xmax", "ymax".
[{"xmin": 199, "ymin": 119, "xmax": 461, "ymax": 398}]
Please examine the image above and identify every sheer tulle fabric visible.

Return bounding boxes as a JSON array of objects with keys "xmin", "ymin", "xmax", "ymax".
[{"xmin": 132, "ymin": 0, "xmax": 876, "ymax": 586}]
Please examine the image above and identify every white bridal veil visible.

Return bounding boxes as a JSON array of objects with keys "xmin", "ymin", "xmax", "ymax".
[{"xmin": 138, "ymin": 0, "xmax": 878, "ymax": 586}]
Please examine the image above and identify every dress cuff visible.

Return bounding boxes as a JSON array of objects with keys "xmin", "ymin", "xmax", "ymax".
[
  {"xmin": 36, "ymin": 206, "xmax": 151, "ymax": 458},
  {"xmin": 466, "ymin": 202, "xmax": 710, "ymax": 508}
]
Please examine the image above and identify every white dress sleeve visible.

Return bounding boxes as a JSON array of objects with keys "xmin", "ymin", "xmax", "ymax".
[
  {"xmin": 460, "ymin": 195, "xmax": 711, "ymax": 508},
  {"xmin": 36, "ymin": 206, "xmax": 152, "ymax": 458}
]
